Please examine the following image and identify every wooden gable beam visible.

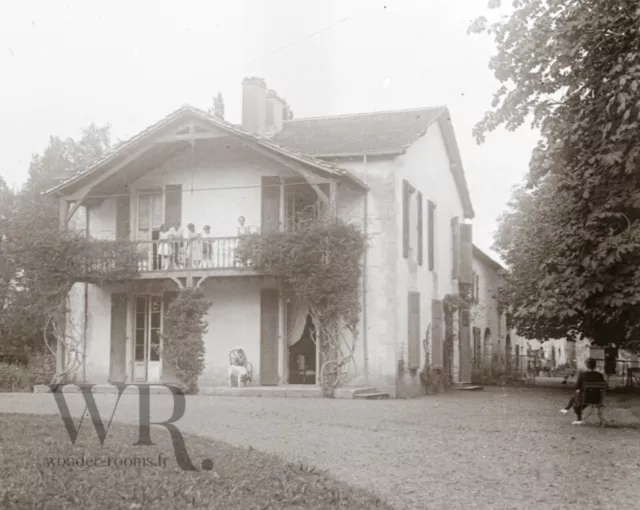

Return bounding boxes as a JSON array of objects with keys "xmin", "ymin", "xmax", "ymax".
[
  {"xmin": 155, "ymin": 131, "xmax": 227, "ymax": 143},
  {"xmin": 246, "ymin": 143, "xmax": 331, "ymax": 206},
  {"xmin": 155, "ymin": 119, "xmax": 227, "ymax": 144},
  {"xmin": 64, "ymin": 142, "xmax": 158, "ymax": 223}
]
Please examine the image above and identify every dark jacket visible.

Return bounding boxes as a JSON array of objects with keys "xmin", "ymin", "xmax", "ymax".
[{"xmin": 575, "ymin": 369, "xmax": 606, "ymax": 404}]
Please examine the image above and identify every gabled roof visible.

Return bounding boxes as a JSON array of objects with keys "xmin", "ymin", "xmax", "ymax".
[
  {"xmin": 45, "ymin": 105, "xmax": 368, "ymax": 196},
  {"xmin": 271, "ymin": 107, "xmax": 444, "ymax": 156},
  {"xmin": 472, "ymin": 244, "xmax": 504, "ymax": 273},
  {"xmin": 272, "ymin": 107, "xmax": 475, "ymax": 219}
]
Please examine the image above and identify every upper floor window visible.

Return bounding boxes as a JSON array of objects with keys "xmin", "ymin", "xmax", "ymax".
[
  {"xmin": 471, "ymin": 271, "xmax": 480, "ymax": 303},
  {"xmin": 427, "ymin": 200, "xmax": 436, "ymax": 271},
  {"xmin": 137, "ymin": 190, "xmax": 164, "ymax": 238},
  {"xmin": 402, "ymin": 179, "xmax": 423, "ymax": 265}
]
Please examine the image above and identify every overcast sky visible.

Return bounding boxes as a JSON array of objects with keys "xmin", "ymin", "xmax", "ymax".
[{"xmin": 0, "ymin": 0, "xmax": 537, "ymax": 259}]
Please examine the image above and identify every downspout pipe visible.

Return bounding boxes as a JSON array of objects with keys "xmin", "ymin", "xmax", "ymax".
[
  {"xmin": 82, "ymin": 207, "xmax": 89, "ymax": 383},
  {"xmin": 362, "ymin": 155, "xmax": 369, "ymax": 386},
  {"xmin": 83, "ymin": 281, "xmax": 88, "ymax": 383}
]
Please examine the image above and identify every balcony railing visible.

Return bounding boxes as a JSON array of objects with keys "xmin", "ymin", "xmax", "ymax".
[{"xmin": 135, "ymin": 237, "xmax": 252, "ymax": 272}]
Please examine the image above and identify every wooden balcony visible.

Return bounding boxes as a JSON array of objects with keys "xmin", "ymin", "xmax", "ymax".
[
  {"xmin": 134, "ymin": 237, "xmax": 256, "ymax": 276},
  {"xmin": 78, "ymin": 235, "xmax": 267, "ymax": 288}
]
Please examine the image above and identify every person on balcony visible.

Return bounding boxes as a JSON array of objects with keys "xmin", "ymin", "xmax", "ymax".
[
  {"xmin": 167, "ymin": 222, "xmax": 184, "ymax": 268},
  {"xmin": 202, "ymin": 225, "xmax": 213, "ymax": 268},
  {"xmin": 186, "ymin": 223, "xmax": 202, "ymax": 269},
  {"xmin": 158, "ymin": 224, "xmax": 172, "ymax": 270},
  {"xmin": 237, "ymin": 216, "xmax": 250, "ymax": 236}
]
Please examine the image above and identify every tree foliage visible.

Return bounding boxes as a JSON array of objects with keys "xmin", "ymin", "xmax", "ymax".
[
  {"xmin": 161, "ymin": 289, "xmax": 211, "ymax": 394},
  {"xmin": 236, "ymin": 216, "xmax": 367, "ymax": 397},
  {"xmin": 0, "ymin": 123, "xmax": 141, "ymax": 377},
  {"xmin": 282, "ymin": 100, "xmax": 294, "ymax": 121},
  {"xmin": 209, "ymin": 92, "xmax": 225, "ymax": 120},
  {"xmin": 471, "ymin": 0, "xmax": 640, "ymax": 350}
]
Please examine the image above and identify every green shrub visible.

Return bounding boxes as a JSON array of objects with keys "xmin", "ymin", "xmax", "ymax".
[
  {"xmin": 162, "ymin": 289, "xmax": 211, "ymax": 394},
  {"xmin": 0, "ymin": 362, "xmax": 30, "ymax": 391},
  {"xmin": 28, "ymin": 351, "xmax": 57, "ymax": 385}
]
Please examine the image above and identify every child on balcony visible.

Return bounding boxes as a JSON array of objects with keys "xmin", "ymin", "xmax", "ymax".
[
  {"xmin": 202, "ymin": 225, "xmax": 213, "ymax": 268},
  {"xmin": 158, "ymin": 224, "xmax": 172, "ymax": 270}
]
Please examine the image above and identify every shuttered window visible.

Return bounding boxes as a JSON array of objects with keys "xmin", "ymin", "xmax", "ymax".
[
  {"xmin": 459, "ymin": 223, "xmax": 473, "ymax": 284},
  {"xmin": 451, "ymin": 216, "xmax": 460, "ymax": 279},
  {"xmin": 431, "ymin": 299, "xmax": 444, "ymax": 368},
  {"xmin": 417, "ymin": 192, "xmax": 423, "ymax": 266},
  {"xmin": 402, "ymin": 180, "xmax": 411, "ymax": 258},
  {"xmin": 408, "ymin": 292, "xmax": 420, "ymax": 369},
  {"xmin": 427, "ymin": 200, "xmax": 435, "ymax": 271}
]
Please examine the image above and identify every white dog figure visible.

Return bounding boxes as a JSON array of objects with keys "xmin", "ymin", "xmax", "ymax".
[
  {"xmin": 228, "ymin": 364, "xmax": 249, "ymax": 388},
  {"xmin": 228, "ymin": 348, "xmax": 253, "ymax": 387}
]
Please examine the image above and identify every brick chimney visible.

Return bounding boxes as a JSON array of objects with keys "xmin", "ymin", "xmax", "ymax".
[
  {"xmin": 242, "ymin": 77, "xmax": 267, "ymax": 134},
  {"xmin": 265, "ymin": 89, "xmax": 286, "ymax": 135}
]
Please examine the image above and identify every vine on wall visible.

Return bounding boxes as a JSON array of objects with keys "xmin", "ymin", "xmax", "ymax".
[
  {"xmin": 236, "ymin": 215, "xmax": 367, "ymax": 397},
  {"xmin": 442, "ymin": 293, "xmax": 469, "ymax": 388},
  {"xmin": 161, "ymin": 289, "xmax": 211, "ymax": 394}
]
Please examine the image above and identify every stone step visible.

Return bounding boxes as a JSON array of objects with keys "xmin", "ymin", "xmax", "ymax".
[
  {"xmin": 452, "ymin": 384, "xmax": 484, "ymax": 391},
  {"xmin": 353, "ymin": 392, "xmax": 390, "ymax": 400}
]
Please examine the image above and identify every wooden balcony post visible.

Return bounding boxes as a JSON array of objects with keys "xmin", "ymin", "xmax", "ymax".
[
  {"xmin": 329, "ymin": 180, "xmax": 337, "ymax": 220},
  {"xmin": 279, "ymin": 177, "xmax": 285, "ymax": 232},
  {"xmin": 59, "ymin": 198, "xmax": 69, "ymax": 229}
]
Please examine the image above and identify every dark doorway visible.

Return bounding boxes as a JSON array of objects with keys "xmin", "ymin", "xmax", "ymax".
[{"xmin": 288, "ymin": 314, "xmax": 317, "ymax": 384}]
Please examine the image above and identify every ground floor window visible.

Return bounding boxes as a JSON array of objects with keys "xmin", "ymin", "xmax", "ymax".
[{"xmin": 134, "ymin": 294, "xmax": 163, "ymax": 382}]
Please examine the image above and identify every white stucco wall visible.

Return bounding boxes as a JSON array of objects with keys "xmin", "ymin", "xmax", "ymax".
[
  {"xmin": 87, "ymin": 146, "xmax": 300, "ymax": 240},
  {"xmin": 65, "ymin": 282, "xmax": 113, "ymax": 384},
  {"xmin": 199, "ymin": 279, "xmax": 262, "ymax": 385},
  {"xmin": 470, "ymin": 253, "xmax": 505, "ymax": 363},
  {"xmin": 333, "ymin": 156, "xmax": 399, "ymax": 394},
  {"xmin": 395, "ymin": 123, "xmax": 467, "ymax": 392},
  {"xmin": 88, "ymin": 198, "xmax": 117, "ymax": 240},
  {"xmin": 527, "ymin": 338, "xmax": 569, "ymax": 366}
]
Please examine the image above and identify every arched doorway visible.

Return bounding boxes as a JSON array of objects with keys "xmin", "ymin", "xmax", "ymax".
[{"xmin": 483, "ymin": 328, "xmax": 492, "ymax": 369}]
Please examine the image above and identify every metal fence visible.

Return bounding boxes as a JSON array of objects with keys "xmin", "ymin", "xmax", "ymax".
[
  {"xmin": 471, "ymin": 352, "xmax": 640, "ymax": 389},
  {"xmin": 471, "ymin": 352, "xmax": 540, "ymax": 386}
]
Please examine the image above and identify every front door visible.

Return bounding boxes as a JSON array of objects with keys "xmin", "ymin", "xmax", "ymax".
[
  {"xmin": 134, "ymin": 295, "xmax": 163, "ymax": 383},
  {"xmin": 109, "ymin": 293, "xmax": 128, "ymax": 383},
  {"xmin": 260, "ymin": 288, "xmax": 280, "ymax": 385}
]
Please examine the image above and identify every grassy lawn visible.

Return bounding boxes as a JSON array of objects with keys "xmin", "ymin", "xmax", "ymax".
[{"xmin": 0, "ymin": 413, "xmax": 392, "ymax": 510}]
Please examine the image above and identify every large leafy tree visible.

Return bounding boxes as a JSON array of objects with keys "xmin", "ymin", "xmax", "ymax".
[
  {"xmin": 0, "ymin": 124, "xmax": 116, "ymax": 359},
  {"xmin": 472, "ymin": 0, "xmax": 640, "ymax": 350}
]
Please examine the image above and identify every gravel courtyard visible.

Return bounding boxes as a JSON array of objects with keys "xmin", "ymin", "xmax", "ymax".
[{"xmin": 1, "ymin": 387, "xmax": 639, "ymax": 509}]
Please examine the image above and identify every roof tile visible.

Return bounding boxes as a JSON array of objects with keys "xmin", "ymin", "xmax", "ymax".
[{"xmin": 271, "ymin": 107, "xmax": 444, "ymax": 156}]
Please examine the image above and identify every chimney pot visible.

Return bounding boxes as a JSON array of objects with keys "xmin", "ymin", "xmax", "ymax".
[
  {"xmin": 242, "ymin": 77, "xmax": 267, "ymax": 134},
  {"xmin": 265, "ymin": 89, "xmax": 286, "ymax": 135}
]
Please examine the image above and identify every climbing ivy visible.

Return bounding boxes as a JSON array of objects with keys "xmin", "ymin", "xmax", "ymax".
[
  {"xmin": 161, "ymin": 289, "xmax": 211, "ymax": 394},
  {"xmin": 236, "ymin": 216, "xmax": 367, "ymax": 397}
]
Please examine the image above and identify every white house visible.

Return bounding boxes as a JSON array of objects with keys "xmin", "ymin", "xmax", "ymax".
[
  {"xmin": 469, "ymin": 244, "xmax": 533, "ymax": 380},
  {"xmin": 46, "ymin": 77, "xmax": 476, "ymax": 398}
]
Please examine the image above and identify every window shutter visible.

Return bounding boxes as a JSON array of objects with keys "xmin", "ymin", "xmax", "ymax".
[
  {"xmin": 417, "ymin": 191, "xmax": 423, "ymax": 266},
  {"xmin": 451, "ymin": 217, "xmax": 460, "ymax": 279},
  {"xmin": 408, "ymin": 292, "xmax": 421, "ymax": 369},
  {"xmin": 402, "ymin": 180, "xmax": 410, "ymax": 259},
  {"xmin": 459, "ymin": 223, "xmax": 473, "ymax": 284},
  {"xmin": 115, "ymin": 195, "xmax": 131, "ymax": 240},
  {"xmin": 164, "ymin": 185, "xmax": 182, "ymax": 228},
  {"xmin": 431, "ymin": 299, "xmax": 444, "ymax": 368},
  {"xmin": 427, "ymin": 200, "xmax": 435, "ymax": 271}
]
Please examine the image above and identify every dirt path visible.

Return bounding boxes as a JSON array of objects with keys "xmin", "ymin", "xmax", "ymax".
[{"xmin": 1, "ymin": 387, "xmax": 639, "ymax": 509}]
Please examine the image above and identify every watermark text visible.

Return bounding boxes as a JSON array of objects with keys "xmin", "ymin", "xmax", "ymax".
[{"xmin": 44, "ymin": 453, "xmax": 169, "ymax": 469}]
